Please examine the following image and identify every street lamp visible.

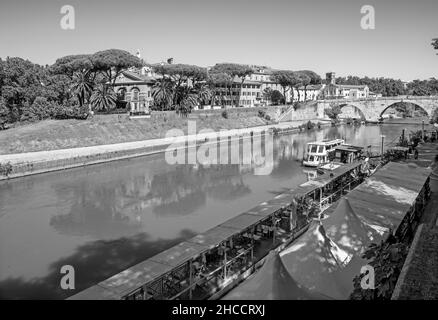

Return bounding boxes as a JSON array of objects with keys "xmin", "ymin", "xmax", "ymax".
[{"xmin": 380, "ymin": 135, "xmax": 385, "ymax": 156}]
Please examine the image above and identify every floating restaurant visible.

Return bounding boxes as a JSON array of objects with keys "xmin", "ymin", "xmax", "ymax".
[
  {"xmin": 69, "ymin": 162, "xmax": 366, "ymax": 300},
  {"xmin": 224, "ymin": 162, "xmax": 431, "ymax": 300}
]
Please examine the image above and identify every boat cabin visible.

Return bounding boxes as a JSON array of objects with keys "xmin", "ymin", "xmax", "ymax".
[
  {"xmin": 303, "ymin": 139, "xmax": 345, "ymax": 167},
  {"xmin": 332, "ymin": 145, "xmax": 363, "ymax": 164}
]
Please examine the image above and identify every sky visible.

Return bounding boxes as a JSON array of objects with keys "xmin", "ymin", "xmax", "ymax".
[{"xmin": 0, "ymin": 0, "xmax": 437, "ymax": 81}]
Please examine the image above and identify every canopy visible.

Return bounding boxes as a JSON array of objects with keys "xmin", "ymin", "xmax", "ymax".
[
  {"xmin": 223, "ymin": 250, "xmax": 326, "ymax": 300},
  {"xmin": 280, "ymin": 221, "xmax": 351, "ymax": 299}
]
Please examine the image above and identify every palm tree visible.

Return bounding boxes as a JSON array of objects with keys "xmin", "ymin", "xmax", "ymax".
[
  {"xmin": 90, "ymin": 84, "xmax": 117, "ymax": 112},
  {"xmin": 194, "ymin": 83, "xmax": 212, "ymax": 107},
  {"xmin": 71, "ymin": 72, "xmax": 94, "ymax": 107},
  {"xmin": 262, "ymin": 88, "xmax": 273, "ymax": 105},
  {"xmin": 151, "ymin": 78, "xmax": 174, "ymax": 111}
]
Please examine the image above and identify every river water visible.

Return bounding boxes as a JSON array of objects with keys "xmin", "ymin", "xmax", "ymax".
[{"xmin": 0, "ymin": 121, "xmax": 427, "ymax": 299}]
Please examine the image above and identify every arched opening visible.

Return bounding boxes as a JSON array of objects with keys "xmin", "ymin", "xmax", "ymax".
[
  {"xmin": 338, "ymin": 104, "xmax": 366, "ymax": 121},
  {"xmin": 116, "ymin": 87, "xmax": 128, "ymax": 110},
  {"xmin": 130, "ymin": 87, "xmax": 140, "ymax": 112},
  {"xmin": 379, "ymin": 102, "xmax": 429, "ymax": 122}
]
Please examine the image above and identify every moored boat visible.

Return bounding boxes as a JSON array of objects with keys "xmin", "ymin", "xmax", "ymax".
[{"xmin": 302, "ymin": 139, "xmax": 344, "ymax": 167}]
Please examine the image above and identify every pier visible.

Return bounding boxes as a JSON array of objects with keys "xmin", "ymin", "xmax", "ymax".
[{"xmin": 224, "ymin": 162, "xmax": 431, "ymax": 300}]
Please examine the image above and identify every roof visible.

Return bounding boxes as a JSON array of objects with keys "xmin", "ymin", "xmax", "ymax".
[
  {"xmin": 187, "ymin": 226, "xmax": 238, "ymax": 248},
  {"xmin": 279, "ymin": 221, "xmax": 351, "ymax": 299},
  {"xmin": 289, "ymin": 162, "xmax": 362, "ymax": 198},
  {"xmin": 337, "ymin": 84, "xmax": 368, "ymax": 90},
  {"xmin": 337, "ymin": 162, "xmax": 430, "ymax": 232},
  {"xmin": 67, "ymin": 284, "xmax": 121, "ymax": 300},
  {"xmin": 95, "ymin": 260, "xmax": 172, "ymax": 298},
  {"xmin": 297, "ymin": 84, "xmax": 324, "ymax": 90},
  {"xmin": 334, "ymin": 145, "xmax": 363, "ymax": 152},
  {"xmin": 306, "ymin": 139, "xmax": 344, "ymax": 146},
  {"xmin": 223, "ymin": 251, "xmax": 326, "ymax": 300},
  {"xmin": 220, "ymin": 213, "xmax": 268, "ymax": 230},
  {"xmin": 149, "ymin": 241, "xmax": 207, "ymax": 268},
  {"xmin": 114, "ymin": 70, "xmax": 156, "ymax": 84}
]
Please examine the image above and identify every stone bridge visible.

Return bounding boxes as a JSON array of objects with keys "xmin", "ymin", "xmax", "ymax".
[{"xmin": 278, "ymin": 96, "xmax": 438, "ymax": 122}]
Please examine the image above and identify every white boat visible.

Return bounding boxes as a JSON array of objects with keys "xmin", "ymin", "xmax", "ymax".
[{"xmin": 302, "ymin": 139, "xmax": 345, "ymax": 167}]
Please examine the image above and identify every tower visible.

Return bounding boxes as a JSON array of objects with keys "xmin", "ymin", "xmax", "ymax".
[{"xmin": 326, "ymin": 72, "xmax": 336, "ymax": 85}]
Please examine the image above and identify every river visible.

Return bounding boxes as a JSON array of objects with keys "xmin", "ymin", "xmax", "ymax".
[{"xmin": 0, "ymin": 120, "xmax": 427, "ymax": 299}]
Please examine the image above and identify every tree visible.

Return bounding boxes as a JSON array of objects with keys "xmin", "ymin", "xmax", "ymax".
[
  {"xmin": 298, "ymin": 70, "xmax": 321, "ymax": 101},
  {"xmin": 152, "ymin": 64, "xmax": 207, "ymax": 107},
  {"xmin": 90, "ymin": 83, "xmax": 117, "ymax": 112},
  {"xmin": 207, "ymin": 72, "xmax": 232, "ymax": 107},
  {"xmin": 432, "ymin": 38, "xmax": 438, "ymax": 53},
  {"xmin": 209, "ymin": 63, "xmax": 253, "ymax": 107},
  {"xmin": 89, "ymin": 49, "xmax": 143, "ymax": 85},
  {"xmin": 0, "ymin": 57, "xmax": 58, "ymax": 123},
  {"xmin": 0, "ymin": 97, "xmax": 8, "ymax": 129},
  {"xmin": 71, "ymin": 72, "xmax": 94, "ymax": 107},
  {"xmin": 431, "ymin": 108, "xmax": 438, "ymax": 124},
  {"xmin": 151, "ymin": 78, "xmax": 174, "ymax": 110},
  {"xmin": 324, "ymin": 103, "xmax": 342, "ymax": 122},
  {"xmin": 194, "ymin": 83, "xmax": 212, "ymax": 108},
  {"xmin": 262, "ymin": 88, "xmax": 273, "ymax": 105},
  {"xmin": 51, "ymin": 54, "xmax": 96, "ymax": 108},
  {"xmin": 50, "ymin": 54, "xmax": 94, "ymax": 77},
  {"xmin": 336, "ymin": 76, "xmax": 407, "ymax": 97},
  {"xmin": 270, "ymin": 70, "xmax": 296, "ymax": 104},
  {"xmin": 271, "ymin": 90, "xmax": 284, "ymax": 105}
]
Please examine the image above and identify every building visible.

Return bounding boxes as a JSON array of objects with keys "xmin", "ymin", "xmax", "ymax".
[
  {"xmin": 213, "ymin": 77, "xmax": 262, "ymax": 108},
  {"xmin": 320, "ymin": 72, "xmax": 369, "ymax": 99},
  {"xmin": 112, "ymin": 68, "xmax": 156, "ymax": 118},
  {"xmin": 296, "ymin": 84, "xmax": 325, "ymax": 102}
]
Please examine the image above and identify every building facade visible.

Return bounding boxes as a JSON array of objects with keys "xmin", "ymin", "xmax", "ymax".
[
  {"xmin": 320, "ymin": 72, "xmax": 369, "ymax": 99},
  {"xmin": 112, "ymin": 69, "xmax": 155, "ymax": 117}
]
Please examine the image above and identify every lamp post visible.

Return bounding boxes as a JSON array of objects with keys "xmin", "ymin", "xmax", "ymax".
[
  {"xmin": 380, "ymin": 135, "xmax": 385, "ymax": 156},
  {"xmin": 422, "ymin": 120, "xmax": 425, "ymax": 140}
]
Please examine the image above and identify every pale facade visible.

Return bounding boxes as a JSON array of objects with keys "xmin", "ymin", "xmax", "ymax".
[
  {"xmin": 213, "ymin": 78, "xmax": 262, "ymax": 107},
  {"xmin": 320, "ymin": 72, "xmax": 369, "ymax": 99},
  {"xmin": 112, "ymin": 70, "xmax": 155, "ymax": 117}
]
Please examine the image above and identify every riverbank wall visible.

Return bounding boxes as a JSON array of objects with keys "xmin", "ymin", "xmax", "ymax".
[{"xmin": 0, "ymin": 119, "xmax": 330, "ymax": 181}]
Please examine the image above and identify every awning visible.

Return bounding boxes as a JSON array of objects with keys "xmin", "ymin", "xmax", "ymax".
[{"xmin": 223, "ymin": 250, "xmax": 327, "ymax": 300}]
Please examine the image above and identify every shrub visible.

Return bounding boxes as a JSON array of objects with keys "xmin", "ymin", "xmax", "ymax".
[
  {"xmin": 0, "ymin": 98, "xmax": 9, "ymax": 130},
  {"xmin": 264, "ymin": 114, "xmax": 271, "ymax": 121},
  {"xmin": 0, "ymin": 162, "xmax": 13, "ymax": 176},
  {"xmin": 306, "ymin": 120, "xmax": 315, "ymax": 130},
  {"xmin": 258, "ymin": 110, "xmax": 266, "ymax": 118},
  {"xmin": 350, "ymin": 237, "xmax": 409, "ymax": 300},
  {"xmin": 222, "ymin": 110, "xmax": 228, "ymax": 119}
]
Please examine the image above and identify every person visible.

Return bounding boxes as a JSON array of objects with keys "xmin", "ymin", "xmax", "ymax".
[{"xmin": 414, "ymin": 148, "xmax": 419, "ymax": 159}]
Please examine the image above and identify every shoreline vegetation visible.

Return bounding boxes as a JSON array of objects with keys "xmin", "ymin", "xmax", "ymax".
[
  {"xmin": 0, "ymin": 110, "xmax": 330, "ymax": 180},
  {"xmin": 0, "ymin": 108, "xmax": 275, "ymax": 154}
]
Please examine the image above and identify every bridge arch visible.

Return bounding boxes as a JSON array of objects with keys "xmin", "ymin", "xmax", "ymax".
[
  {"xmin": 338, "ymin": 103, "xmax": 367, "ymax": 120},
  {"xmin": 379, "ymin": 101, "xmax": 430, "ymax": 119}
]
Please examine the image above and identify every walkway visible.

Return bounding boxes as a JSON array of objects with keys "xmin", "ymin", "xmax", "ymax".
[{"xmin": 392, "ymin": 142, "xmax": 438, "ymax": 299}]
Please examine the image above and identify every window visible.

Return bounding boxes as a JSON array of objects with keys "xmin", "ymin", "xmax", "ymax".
[
  {"xmin": 318, "ymin": 146, "xmax": 324, "ymax": 153},
  {"xmin": 310, "ymin": 145, "xmax": 318, "ymax": 153},
  {"xmin": 132, "ymin": 88, "xmax": 140, "ymax": 101}
]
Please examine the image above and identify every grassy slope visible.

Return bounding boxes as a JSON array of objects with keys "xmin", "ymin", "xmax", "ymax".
[{"xmin": 0, "ymin": 111, "xmax": 270, "ymax": 154}]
